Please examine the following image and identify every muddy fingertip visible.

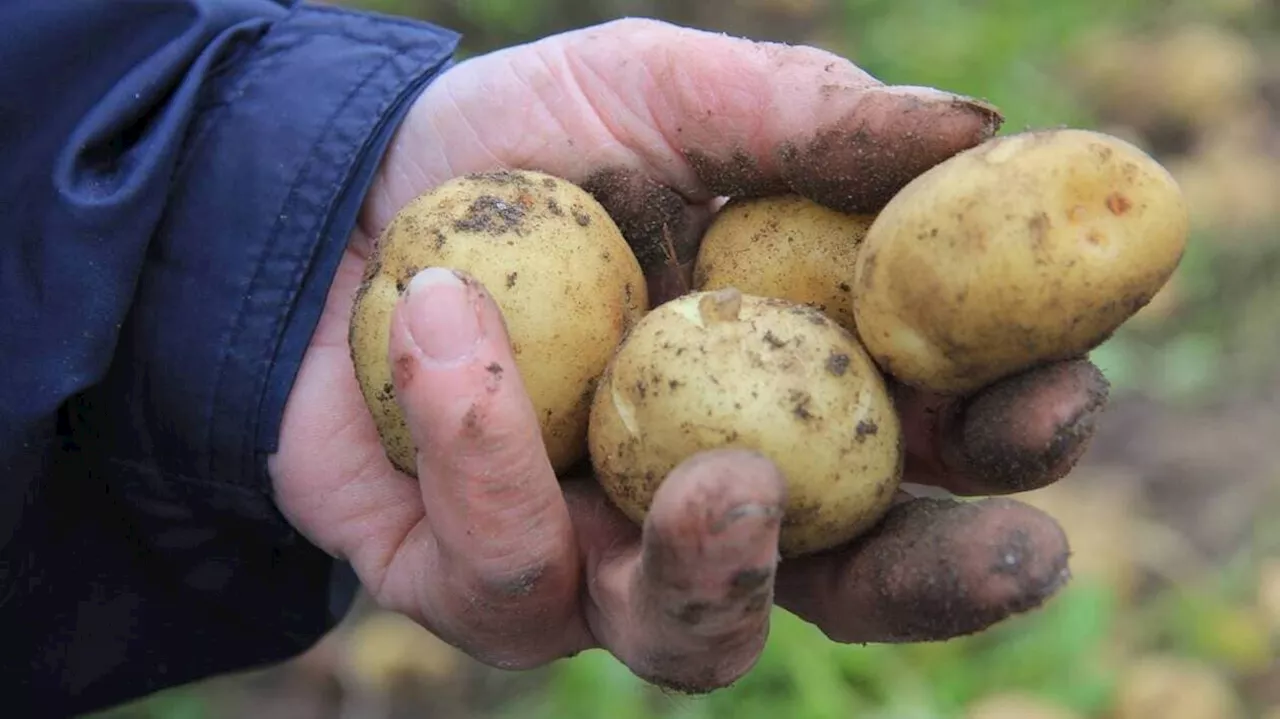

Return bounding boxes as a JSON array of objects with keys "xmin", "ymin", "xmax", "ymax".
[
  {"xmin": 776, "ymin": 87, "xmax": 1005, "ymax": 214},
  {"xmin": 952, "ymin": 360, "xmax": 1111, "ymax": 494},
  {"xmin": 645, "ymin": 448, "xmax": 788, "ymax": 562},
  {"xmin": 623, "ymin": 449, "xmax": 787, "ymax": 694},
  {"xmin": 857, "ymin": 497, "xmax": 1071, "ymax": 642},
  {"xmin": 579, "ymin": 167, "xmax": 712, "ymax": 304}
]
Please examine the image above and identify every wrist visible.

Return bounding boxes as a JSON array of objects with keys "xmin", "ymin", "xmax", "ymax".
[{"xmin": 351, "ymin": 65, "xmax": 468, "ymax": 256}]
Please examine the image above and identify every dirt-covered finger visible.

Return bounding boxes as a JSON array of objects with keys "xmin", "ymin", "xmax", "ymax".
[
  {"xmin": 580, "ymin": 449, "xmax": 787, "ymax": 694},
  {"xmin": 387, "ymin": 268, "xmax": 579, "ymax": 666},
  {"xmin": 896, "ymin": 359, "xmax": 1110, "ymax": 495},
  {"xmin": 560, "ymin": 20, "xmax": 1002, "ymax": 212},
  {"xmin": 637, "ymin": 33, "xmax": 1003, "ymax": 212},
  {"xmin": 567, "ymin": 21, "xmax": 1003, "ymax": 266},
  {"xmin": 772, "ymin": 87, "xmax": 1003, "ymax": 213},
  {"xmin": 382, "ymin": 19, "xmax": 1000, "ymax": 301},
  {"xmin": 775, "ymin": 497, "xmax": 1071, "ymax": 644},
  {"xmin": 577, "ymin": 169, "xmax": 713, "ymax": 303}
]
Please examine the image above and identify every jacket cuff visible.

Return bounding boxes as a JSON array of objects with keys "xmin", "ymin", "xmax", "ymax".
[{"xmin": 97, "ymin": 3, "xmax": 457, "ymax": 632}]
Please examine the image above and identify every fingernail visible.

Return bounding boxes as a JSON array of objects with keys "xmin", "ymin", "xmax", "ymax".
[
  {"xmin": 882, "ymin": 87, "xmax": 1005, "ymax": 131},
  {"xmin": 952, "ymin": 93, "xmax": 1004, "ymax": 118},
  {"xmin": 404, "ymin": 268, "xmax": 482, "ymax": 362}
]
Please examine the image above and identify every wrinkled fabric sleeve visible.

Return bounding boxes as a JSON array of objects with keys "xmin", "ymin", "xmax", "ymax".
[{"xmin": 0, "ymin": 1, "xmax": 459, "ymax": 715}]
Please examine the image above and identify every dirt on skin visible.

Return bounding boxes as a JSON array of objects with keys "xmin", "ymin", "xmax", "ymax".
[
  {"xmin": 953, "ymin": 359, "xmax": 1113, "ymax": 494},
  {"xmin": 579, "ymin": 167, "xmax": 709, "ymax": 303},
  {"xmin": 685, "ymin": 92, "xmax": 1004, "ymax": 215},
  {"xmin": 580, "ymin": 88, "xmax": 1002, "ymax": 306},
  {"xmin": 858, "ymin": 497, "xmax": 1072, "ymax": 642},
  {"xmin": 684, "ymin": 147, "xmax": 789, "ymax": 199},
  {"xmin": 603, "ymin": 449, "xmax": 787, "ymax": 695},
  {"xmin": 770, "ymin": 495, "xmax": 1072, "ymax": 645}
]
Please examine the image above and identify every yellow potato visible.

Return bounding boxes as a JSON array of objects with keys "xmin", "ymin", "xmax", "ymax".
[
  {"xmin": 852, "ymin": 128, "xmax": 1189, "ymax": 394},
  {"xmin": 350, "ymin": 169, "xmax": 649, "ymax": 475},
  {"xmin": 587, "ymin": 287, "xmax": 903, "ymax": 557},
  {"xmin": 1113, "ymin": 655, "xmax": 1243, "ymax": 719},
  {"xmin": 965, "ymin": 694, "xmax": 1084, "ymax": 719},
  {"xmin": 693, "ymin": 194, "xmax": 873, "ymax": 333}
]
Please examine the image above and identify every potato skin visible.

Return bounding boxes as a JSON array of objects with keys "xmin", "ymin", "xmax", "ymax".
[
  {"xmin": 587, "ymin": 288, "xmax": 903, "ymax": 557},
  {"xmin": 693, "ymin": 194, "xmax": 873, "ymax": 334},
  {"xmin": 965, "ymin": 694, "xmax": 1084, "ymax": 719},
  {"xmin": 350, "ymin": 169, "xmax": 649, "ymax": 475},
  {"xmin": 852, "ymin": 128, "xmax": 1190, "ymax": 395},
  {"xmin": 1113, "ymin": 655, "xmax": 1243, "ymax": 719}
]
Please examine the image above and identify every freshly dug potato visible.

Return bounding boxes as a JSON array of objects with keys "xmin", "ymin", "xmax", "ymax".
[
  {"xmin": 965, "ymin": 693, "xmax": 1084, "ymax": 719},
  {"xmin": 1113, "ymin": 654, "xmax": 1243, "ymax": 719},
  {"xmin": 852, "ymin": 128, "xmax": 1189, "ymax": 395},
  {"xmin": 692, "ymin": 194, "xmax": 874, "ymax": 333},
  {"xmin": 350, "ymin": 169, "xmax": 649, "ymax": 475},
  {"xmin": 1260, "ymin": 559, "xmax": 1280, "ymax": 633},
  {"xmin": 587, "ymin": 287, "xmax": 903, "ymax": 557}
]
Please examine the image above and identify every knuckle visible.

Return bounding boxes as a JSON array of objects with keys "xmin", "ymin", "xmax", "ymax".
[
  {"xmin": 430, "ymin": 561, "xmax": 571, "ymax": 671},
  {"xmin": 439, "ymin": 621, "xmax": 559, "ymax": 671},
  {"xmin": 465, "ymin": 644, "xmax": 556, "ymax": 672},
  {"xmin": 468, "ymin": 560, "xmax": 551, "ymax": 604},
  {"xmin": 599, "ymin": 16, "xmax": 673, "ymax": 37},
  {"xmin": 671, "ymin": 602, "xmax": 768, "ymax": 643}
]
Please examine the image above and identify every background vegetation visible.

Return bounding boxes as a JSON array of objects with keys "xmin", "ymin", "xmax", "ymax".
[{"xmin": 89, "ymin": 0, "xmax": 1280, "ymax": 717}]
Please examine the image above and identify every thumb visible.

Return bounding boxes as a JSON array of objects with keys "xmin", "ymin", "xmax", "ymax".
[
  {"xmin": 386, "ymin": 268, "xmax": 580, "ymax": 663},
  {"xmin": 387, "ymin": 267, "xmax": 570, "ymax": 558}
]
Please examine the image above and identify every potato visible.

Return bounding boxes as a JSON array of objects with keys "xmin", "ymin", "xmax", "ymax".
[
  {"xmin": 692, "ymin": 194, "xmax": 873, "ymax": 334},
  {"xmin": 965, "ymin": 694, "xmax": 1085, "ymax": 719},
  {"xmin": 1113, "ymin": 655, "xmax": 1243, "ymax": 719},
  {"xmin": 350, "ymin": 169, "xmax": 649, "ymax": 475},
  {"xmin": 587, "ymin": 287, "xmax": 903, "ymax": 557},
  {"xmin": 852, "ymin": 128, "xmax": 1189, "ymax": 395}
]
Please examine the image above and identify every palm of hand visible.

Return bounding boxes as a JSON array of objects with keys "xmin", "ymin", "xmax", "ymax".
[{"xmin": 268, "ymin": 19, "xmax": 1107, "ymax": 690}]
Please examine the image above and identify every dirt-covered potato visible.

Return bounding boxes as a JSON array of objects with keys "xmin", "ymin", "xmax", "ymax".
[
  {"xmin": 587, "ymin": 287, "xmax": 903, "ymax": 557},
  {"xmin": 965, "ymin": 694, "xmax": 1084, "ymax": 719},
  {"xmin": 1113, "ymin": 655, "xmax": 1243, "ymax": 719},
  {"xmin": 852, "ymin": 128, "xmax": 1189, "ymax": 394},
  {"xmin": 692, "ymin": 194, "xmax": 873, "ymax": 334},
  {"xmin": 350, "ymin": 169, "xmax": 649, "ymax": 475}
]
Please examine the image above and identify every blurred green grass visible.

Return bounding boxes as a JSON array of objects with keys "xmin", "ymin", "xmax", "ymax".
[
  {"xmin": 516, "ymin": 580, "xmax": 1122, "ymax": 719},
  {"xmin": 85, "ymin": 0, "xmax": 1280, "ymax": 717}
]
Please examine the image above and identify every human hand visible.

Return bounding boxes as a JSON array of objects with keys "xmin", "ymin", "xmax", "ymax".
[{"xmin": 268, "ymin": 18, "xmax": 1108, "ymax": 692}]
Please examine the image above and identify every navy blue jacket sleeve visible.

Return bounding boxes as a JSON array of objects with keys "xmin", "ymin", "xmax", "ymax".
[{"xmin": 0, "ymin": 2, "xmax": 459, "ymax": 715}]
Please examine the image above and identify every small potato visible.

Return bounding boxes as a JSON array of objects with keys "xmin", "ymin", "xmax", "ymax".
[
  {"xmin": 1113, "ymin": 655, "xmax": 1243, "ymax": 719},
  {"xmin": 587, "ymin": 288, "xmax": 903, "ymax": 557},
  {"xmin": 350, "ymin": 169, "xmax": 649, "ymax": 475},
  {"xmin": 966, "ymin": 693, "xmax": 1084, "ymax": 719},
  {"xmin": 693, "ymin": 194, "xmax": 873, "ymax": 333},
  {"xmin": 852, "ymin": 128, "xmax": 1190, "ymax": 394}
]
